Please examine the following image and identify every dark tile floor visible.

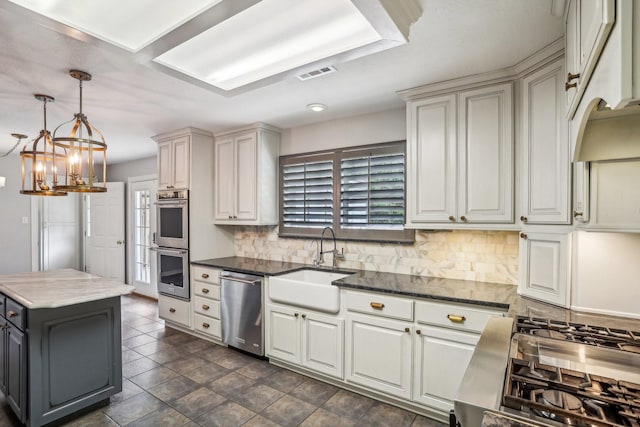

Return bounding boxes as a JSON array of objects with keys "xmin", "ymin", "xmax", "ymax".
[{"xmin": 0, "ymin": 294, "xmax": 447, "ymax": 426}]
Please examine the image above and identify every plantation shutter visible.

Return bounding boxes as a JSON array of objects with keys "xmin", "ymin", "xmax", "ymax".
[
  {"xmin": 281, "ymin": 159, "xmax": 333, "ymax": 229},
  {"xmin": 340, "ymin": 150, "xmax": 405, "ymax": 230}
]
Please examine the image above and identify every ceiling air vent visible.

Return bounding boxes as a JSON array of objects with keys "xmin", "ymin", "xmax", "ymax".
[{"xmin": 297, "ymin": 66, "xmax": 337, "ymax": 81}]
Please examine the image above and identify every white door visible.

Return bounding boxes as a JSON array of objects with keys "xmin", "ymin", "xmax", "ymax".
[
  {"xmin": 85, "ymin": 182, "xmax": 125, "ymax": 282},
  {"xmin": 32, "ymin": 193, "xmax": 82, "ymax": 271},
  {"xmin": 214, "ymin": 137, "xmax": 235, "ymax": 221},
  {"xmin": 265, "ymin": 303, "xmax": 301, "ymax": 364},
  {"xmin": 302, "ymin": 312, "xmax": 343, "ymax": 379},
  {"xmin": 234, "ymin": 132, "xmax": 257, "ymax": 221},
  {"xmin": 128, "ymin": 177, "xmax": 157, "ymax": 298}
]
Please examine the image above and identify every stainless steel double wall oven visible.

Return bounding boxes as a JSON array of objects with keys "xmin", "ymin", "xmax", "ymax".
[{"xmin": 155, "ymin": 189, "xmax": 190, "ymax": 300}]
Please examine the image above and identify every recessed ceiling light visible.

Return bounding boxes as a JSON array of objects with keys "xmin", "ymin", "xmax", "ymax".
[
  {"xmin": 307, "ymin": 103, "xmax": 327, "ymax": 112},
  {"xmin": 8, "ymin": 0, "xmax": 223, "ymax": 52}
]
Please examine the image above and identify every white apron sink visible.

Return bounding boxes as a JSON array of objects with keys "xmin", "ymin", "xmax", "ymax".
[{"xmin": 268, "ymin": 269, "xmax": 351, "ymax": 313}]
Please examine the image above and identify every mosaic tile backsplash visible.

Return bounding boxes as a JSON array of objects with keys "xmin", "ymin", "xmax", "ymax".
[{"xmin": 234, "ymin": 227, "xmax": 519, "ymax": 285}]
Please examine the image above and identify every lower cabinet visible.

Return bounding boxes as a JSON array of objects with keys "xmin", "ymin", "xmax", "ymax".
[
  {"xmin": 413, "ymin": 325, "xmax": 478, "ymax": 411},
  {"xmin": 158, "ymin": 294, "xmax": 192, "ymax": 328},
  {"xmin": 266, "ymin": 303, "xmax": 343, "ymax": 379},
  {"xmin": 0, "ymin": 294, "xmax": 123, "ymax": 427},
  {"xmin": 345, "ymin": 313, "xmax": 413, "ymax": 400}
]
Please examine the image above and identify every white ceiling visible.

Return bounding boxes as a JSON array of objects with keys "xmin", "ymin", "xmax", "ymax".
[{"xmin": 0, "ymin": 0, "xmax": 564, "ymax": 164}]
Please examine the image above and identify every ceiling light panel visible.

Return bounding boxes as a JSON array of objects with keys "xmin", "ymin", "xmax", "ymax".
[
  {"xmin": 8, "ymin": 0, "xmax": 223, "ymax": 52},
  {"xmin": 153, "ymin": 0, "xmax": 382, "ymax": 91}
]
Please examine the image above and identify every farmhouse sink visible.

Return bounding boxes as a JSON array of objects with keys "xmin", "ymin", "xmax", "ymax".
[{"xmin": 268, "ymin": 269, "xmax": 351, "ymax": 314}]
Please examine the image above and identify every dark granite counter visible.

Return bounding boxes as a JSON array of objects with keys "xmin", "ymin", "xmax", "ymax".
[
  {"xmin": 191, "ymin": 256, "xmax": 310, "ymax": 276},
  {"xmin": 192, "ymin": 257, "xmax": 640, "ymax": 329}
]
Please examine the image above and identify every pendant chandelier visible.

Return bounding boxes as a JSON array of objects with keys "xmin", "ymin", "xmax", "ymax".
[
  {"xmin": 20, "ymin": 95, "xmax": 68, "ymax": 197},
  {"xmin": 52, "ymin": 70, "xmax": 107, "ymax": 193}
]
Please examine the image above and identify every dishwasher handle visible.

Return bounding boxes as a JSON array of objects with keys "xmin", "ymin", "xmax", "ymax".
[
  {"xmin": 219, "ymin": 271, "xmax": 263, "ymax": 285},
  {"xmin": 219, "ymin": 275, "xmax": 260, "ymax": 285}
]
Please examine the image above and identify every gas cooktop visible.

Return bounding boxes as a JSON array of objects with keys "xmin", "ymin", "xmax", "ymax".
[{"xmin": 516, "ymin": 316, "xmax": 640, "ymax": 354}]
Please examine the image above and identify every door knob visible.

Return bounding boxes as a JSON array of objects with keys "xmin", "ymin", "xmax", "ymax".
[
  {"xmin": 448, "ymin": 216, "xmax": 455, "ymax": 222},
  {"xmin": 520, "ymin": 232, "xmax": 527, "ymax": 240},
  {"xmin": 117, "ymin": 240, "xmax": 124, "ymax": 245},
  {"xmin": 520, "ymin": 216, "xmax": 528, "ymax": 223},
  {"xmin": 460, "ymin": 215, "xmax": 467, "ymax": 221}
]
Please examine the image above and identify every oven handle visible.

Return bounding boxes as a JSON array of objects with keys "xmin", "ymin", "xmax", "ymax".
[
  {"xmin": 150, "ymin": 247, "xmax": 188, "ymax": 255},
  {"xmin": 157, "ymin": 201, "xmax": 187, "ymax": 207}
]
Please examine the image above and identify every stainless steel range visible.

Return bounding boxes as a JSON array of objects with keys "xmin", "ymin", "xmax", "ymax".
[{"xmin": 454, "ymin": 316, "xmax": 640, "ymax": 427}]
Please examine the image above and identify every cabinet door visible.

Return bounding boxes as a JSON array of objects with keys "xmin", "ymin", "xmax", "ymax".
[
  {"xmin": 406, "ymin": 95, "xmax": 457, "ymax": 224},
  {"xmin": 565, "ymin": 0, "xmax": 615, "ymax": 117},
  {"xmin": 6, "ymin": 324, "xmax": 26, "ymax": 422},
  {"xmin": 413, "ymin": 326, "xmax": 478, "ymax": 412},
  {"xmin": 171, "ymin": 136, "xmax": 190, "ymax": 189},
  {"xmin": 265, "ymin": 304, "xmax": 301, "ymax": 365},
  {"xmin": 302, "ymin": 313, "xmax": 343, "ymax": 379},
  {"xmin": 590, "ymin": 160, "xmax": 640, "ymax": 230},
  {"xmin": 234, "ymin": 132, "xmax": 258, "ymax": 221},
  {"xmin": 573, "ymin": 161, "xmax": 590, "ymax": 223},
  {"xmin": 518, "ymin": 232, "xmax": 571, "ymax": 307},
  {"xmin": 346, "ymin": 313, "xmax": 412, "ymax": 400},
  {"xmin": 0, "ymin": 321, "xmax": 6, "ymax": 395},
  {"xmin": 214, "ymin": 138, "xmax": 235, "ymax": 221},
  {"xmin": 458, "ymin": 83, "xmax": 514, "ymax": 223},
  {"xmin": 157, "ymin": 140, "xmax": 173, "ymax": 190},
  {"xmin": 521, "ymin": 59, "xmax": 570, "ymax": 224}
]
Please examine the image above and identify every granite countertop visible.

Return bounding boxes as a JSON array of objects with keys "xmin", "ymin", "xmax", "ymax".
[
  {"xmin": 0, "ymin": 268, "xmax": 135, "ymax": 309},
  {"xmin": 191, "ymin": 256, "xmax": 312, "ymax": 276},
  {"xmin": 192, "ymin": 257, "xmax": 640, "ymax": 329}
]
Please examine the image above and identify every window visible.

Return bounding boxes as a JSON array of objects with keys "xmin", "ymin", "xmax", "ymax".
[
  {"xmin": 133, "ymin": 189, "xmax": 151, "ymax": 284},
  {"xmin": 280, "ymin": 141, "xmax": 413, "ymax": 243}
]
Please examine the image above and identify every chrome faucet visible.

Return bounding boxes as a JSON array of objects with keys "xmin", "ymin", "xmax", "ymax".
[{"xmin": 316, "ymin": 226, "xmax": 344, "ymax": 268}]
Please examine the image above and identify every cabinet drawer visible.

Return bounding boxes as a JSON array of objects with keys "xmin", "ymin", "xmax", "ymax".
[
  {"xmin": 6, "ymin": 298, "xmax": 26, "ymax": 330},
  {"xmin": 191, "ymin": 266, "xmax": 221, "ymax": 285},
  {"xmin": 193, "ymin": 296, "xmax": 221, "ymax": 319},
  {"xmin": 193, "ymin": 281, "xmax": 221, "ymax": 300},
  {"xmin": 346, "ymin": 291, "xmax": 413, "ymax": 321},
  {"xmin": 158, "ymin": 296, "xmax": 191, "ymax": 328},
  {"xmin": 194, "ymin": 314, "xmax": 221, "ymax": 339},
  {"xmin": 415, "ymin": 300, "xmax": 505, "ymax": 334}
]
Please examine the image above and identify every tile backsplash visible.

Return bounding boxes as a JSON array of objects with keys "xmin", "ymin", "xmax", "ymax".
[{"xmin": 234, "ymin": 227, "xmax": 519, "ymax": 285}]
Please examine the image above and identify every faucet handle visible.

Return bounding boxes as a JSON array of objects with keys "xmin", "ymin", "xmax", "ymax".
[{"xmin": 335, "ymin": 247, "xmax": 345, "ymax": 260}]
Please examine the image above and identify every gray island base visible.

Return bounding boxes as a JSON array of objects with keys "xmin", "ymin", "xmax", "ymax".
[{"xmin": 0, "ymin": 269, "xmax": 134, "ymax": 426}]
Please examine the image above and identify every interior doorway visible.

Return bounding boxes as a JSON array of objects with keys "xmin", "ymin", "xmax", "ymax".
[
  {"xmin": 128, "ymin": 176, "xmax": 157, "ymax": 298},
  {"xmin": 84, "ymin": 182, "xmax": 126, "ymax": 282}
]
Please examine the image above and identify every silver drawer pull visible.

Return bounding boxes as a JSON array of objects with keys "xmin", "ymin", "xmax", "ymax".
[
  {"xmin": 447, "ymin": 314, "xmax": 466, "ymax": 323},
  {"xmin": 7, "ymin": 310, "xmax": 18, "ymax": 318}
]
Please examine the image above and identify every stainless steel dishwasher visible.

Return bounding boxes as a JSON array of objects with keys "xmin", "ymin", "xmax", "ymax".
[{"xmin": 220, "ymin": 271, "xmax": 263, "ymax": 356}]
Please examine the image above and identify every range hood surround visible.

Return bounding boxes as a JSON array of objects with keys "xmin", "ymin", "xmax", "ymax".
[{"xmin": 575, "ymin": 103, "xmax": 640, "ymax": 162}]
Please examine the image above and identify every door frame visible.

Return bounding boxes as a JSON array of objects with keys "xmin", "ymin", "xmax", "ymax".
[{"xmin": 127, "ymin": 174, "xmax": 158, "ymax": 297}]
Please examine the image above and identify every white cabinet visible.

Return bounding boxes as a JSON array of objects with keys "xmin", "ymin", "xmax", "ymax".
[
  {"xmin": 587, "ymin": 160, "xmax": 640, "ymax": 232},
  {"xmin": 157, "ymin": 135, "xmax": 189, "ymax": 190},
  {"xmin": 573, "ymin": 161, "xmax": 590, "ymax": 223},
  {"xmin": 413, "ymin": 326, "xmax": 478, "ymax": 411},
  {"xmin": 564, "ymin": 0, "xmax": 615, "ymax": 118},
  {"xmin": 518, "ymin": 231, "xmax": 572, "ymax": 307},
  {"xmin": 520, "ymin": 58, "xmax": 571, "ymax": 225},
  {"xmin": 158, "ymin": 294, "xmax": 192, "ymax": 328},
  {"xmin": 191, "ymin": 266, "xmax": 222, "ymax": 340},
  {"xmin": 346, "ymin": 312, "xmax": 413, "ymax": 400},
  {"xmin": 214, "ymin": 123, "xmax": 280, "ymax": 225},
  {"xmin": 266, "ymin": 303, "xmax": 344, "ymax": 379},
  {"xmin": 406, "ymin": 82, "xmax": 514, "ymax": 228}
]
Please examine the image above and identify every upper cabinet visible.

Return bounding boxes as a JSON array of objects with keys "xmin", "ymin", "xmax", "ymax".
[
  {"xmin": 157, "ymin": 135, "xmax": 190, "ymax": 190},
  {"xmin": 564, "ymin": 0, "xmax": 615, "ymax": 119},
  {"xmin": 520, "ymin": 58, "xmax": 571, "ymax": 225},
  {"xmin": 405, "ymin": 82, "xmax": 514, "ymax": 229},
  {"xmin": 214, "ymin": 123, "xmax": 280, "ymax": 225}
]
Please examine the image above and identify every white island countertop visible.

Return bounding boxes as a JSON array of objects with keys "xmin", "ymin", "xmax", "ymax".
[{"xmin": 0, "ymin": 268, "xmax": 135, "ymax": 309}]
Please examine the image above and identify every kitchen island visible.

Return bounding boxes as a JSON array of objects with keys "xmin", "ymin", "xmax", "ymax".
[{"xmin": 0, "ymin": 269, "xmax": 134, "ymax": 427}]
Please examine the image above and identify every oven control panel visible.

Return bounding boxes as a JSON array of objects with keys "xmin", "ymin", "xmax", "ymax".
[{"xmin": 157, "ymin": 189, "xmax": 188, "ymax": 200}]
